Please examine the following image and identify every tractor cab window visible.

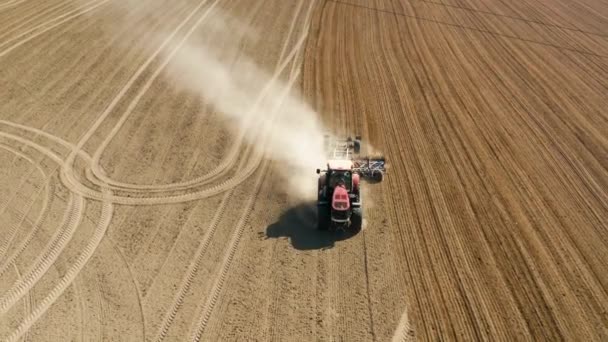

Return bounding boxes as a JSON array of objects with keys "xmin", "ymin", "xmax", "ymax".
[{"xmin": 329, "ymin": 171, "xmax": 352, "ymax": 190}]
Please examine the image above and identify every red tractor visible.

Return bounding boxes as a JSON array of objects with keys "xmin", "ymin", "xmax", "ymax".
[{"xmin": 316, "ymin": 136, "xmax": 385, "ymax": 230}]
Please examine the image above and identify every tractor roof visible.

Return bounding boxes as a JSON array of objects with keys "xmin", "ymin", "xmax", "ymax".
[{"xmin": 327, "ymin": 159, "xmax": 353, "ymax": 170}]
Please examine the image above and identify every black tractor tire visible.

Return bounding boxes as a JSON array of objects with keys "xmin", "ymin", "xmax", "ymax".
[
  {"xmin": 317, "ymin": 206, "xmax": 330, "ymax": 230},
  {"xmin": 373, "ymin": 170, "xmax": 384, "ymax": 182},
  {"xmin": 354, "ymin": 139, "xmax": 361, "ymax": 154},
  {"xmin": 318, "ymin": 175, "xmax": 326, "ymax": 194},
  {"xmin": 351, "ymin": 208, "xmax": 363, "ymax": 231}
]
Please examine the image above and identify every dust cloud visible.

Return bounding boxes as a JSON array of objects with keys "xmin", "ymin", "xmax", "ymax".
[
  {"xmin": 87, "ymin": 1, "xmax": 333, "ymax": 198},
  {"xmin": 161, "ymin": 11, "xmax": 329, "ymax": 198}
]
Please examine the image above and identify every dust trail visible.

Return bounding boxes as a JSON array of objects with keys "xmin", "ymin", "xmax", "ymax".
[
  {"xmin": 161, "ymin": 13, "xmax": 328, "ymax": 198},
  {"xmin": 80, "ymin": 0, "xmax": 333, "ymax": 198}
]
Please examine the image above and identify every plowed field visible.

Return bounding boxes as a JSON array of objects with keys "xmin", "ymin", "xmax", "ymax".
[{"xmin": 0, "ymin": 0, "xmax": 606, "ymax": 341}]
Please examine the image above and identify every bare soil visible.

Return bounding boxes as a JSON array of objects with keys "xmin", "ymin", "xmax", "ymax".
[{"xmin": 0, "ymin": 0, "xmax": 606, "ymax": 341}]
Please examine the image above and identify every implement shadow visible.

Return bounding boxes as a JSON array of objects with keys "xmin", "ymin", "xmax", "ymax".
[{"xmin": 265, "ymin": 202, "xmax": 360, "ymax": 250}]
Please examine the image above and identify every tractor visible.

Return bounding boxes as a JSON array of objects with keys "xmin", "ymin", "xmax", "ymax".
[{"xmin": 316, "ymin": 136, "xmax": 385, "ymax": 230}]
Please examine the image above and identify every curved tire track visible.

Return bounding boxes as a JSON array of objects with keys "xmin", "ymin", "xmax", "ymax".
[
  {"xmin": 0, "ymin": 143, "xmax": 48, "ymax": 261},
  {"xmin": 187, "ymin": 3, "xmax": 315, "ymax": 339},
  {"xmin": 4, "ymin": 198, "xmax": 113, "ymax": 342},
  {"xmin": 0, "ymin": 193, "xmax": 83, "ymax": 315},
  {"xmin": 147, "ymin": 3, "xmax": 314, "ymax": 338},
  {"xmin": 0, "ymin": 178, "xmax": 54, "ymax": 278},
  {"xmin": 85, "ymin": 0, "xmax": 317, "ymax": 195},
  {"xmin": 59, "ymin": 0, "xmax": 220, "ymax": 195},
  {"xmin": 0, "ymin": 11, "xmax": 310, "ymax": 206}
]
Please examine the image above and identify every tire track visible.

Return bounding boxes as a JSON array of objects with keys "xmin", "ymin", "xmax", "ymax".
[
  {"xmin": 218, "ymin": 9, "xmax": 319, "ymax": 336},
  {"xmin": 0, "ymin": 144, "xmax": 44, "ymax": 217},
  {"xmin": 245, "ymin": 180, "xmax": 286, "ymax": 341},
  {"xmin": 0, "ymin": 122, "xmax": 116, "ymax": 341},
  {"xmin": 97, "ymin": 0, "xmax": 304, "ymax": 282},
  {"xmin": 86, "ymin": 0, "xmax": 234, "ymax": 192},
  {"xmin": 447, "ymin": 22, "xmax": 608, "ymax": 335},
  {"xmin": 310, "ymin": 4, "xmax": 382, "ymax": 339},
  {"xmin": 2, "ymin": 2, "xmax": 232, "ymax": 339},
  {"xmin": 85, "ymin": 2, "xmax": 314, "ymax": 194},
  {"xmin": 75, "ymin": 12, "xmax": 313, "ymax": 204},
  {"xmin": 415, "ymin": 16, "xmax": 551, "ymax": 337},
  {"xmin": 0, "ymin": 6, "xmax": 312, "ymax": 205},
  {"xmin": 376, "ymin": 1, "xmax": 514, "ymax": 337},
  {"xmin": 306, "ymin": 2, "xmax": 477, "ymax": 339},
  {"xmin": 151, "ymin": 190, "xmax": 233, "ymax": 342},
  {"xmin": 0, "ymin": 0, "xmax": 186, "ymax": 131},
  {"xmin": 0, "ymin": 179, "xmax": 54, "ymax": 279},
  {"xmin": 152, "ymin": 37, "xmax": 308, "ymax": 342},
  {"xmin": 0, "ymin": 144, "xmax": 47, "ymax": 261},
  {"xmin": 106, "ymin": 235, "xmax": 146, "ymax": 340},
  {"xmin": 5, "ymin": 197, "xmax": 113, "ymax": 342},
  {"xmin": 83, "ymin": 0, "xmax": 316, "ymax": 194},
  {"xmin": 361, "ymin": 231, "xmax": 377, "ymax": 341},
  {"xmin": 0, "ymin": 0, "xmax": 73, "ymax": 43},
  {"xmin": 392, "ymin": 5, "xmax": 494, "ymax": 338},
  {"xmin": 0, "ymin": 122, "xmax": 93, "ymax": 163},
  {"xmin": 0, "ymin": 150, "xmax": 23, "ymax": 196},
  {"xmin": 0, "ymin": 0, "xmax": 111, "ymax": 58},
  {"xmin": 9, "ymin": 0, "xmax": 605, "ymax": 339},
  {"xmin": 329, "ymin": 0, "xmax": 607, "ymax": 58},
  {"xmin": 0, "ymin": 0, "xmax": 28, "ymax": 11},
  {"xmin": 97, "ymin": 272, "xmax": 108, "ymax": 340},
  {"xmin": 0, "ymin": 193, "xmax": 83, "ymax": 315},
  {"xmin": 188, "ymin": 161, "xmax": 269, "ymax": 342},
  {"xmin": 420, "ymin": 19, "xmax": 596, "ymax": 340},
  {"xmin": 0, "ymin": 8, "xmax": 308, "ymax": 341},
  {"xmin": 186, "ymin": 4, "xmax": 315, "ymax": 337},
  {"xmin": 0, "ymin": 129, "xmax": 59, "ymax": 280},
  {"xmin": 330, "ymin": 0, "xmax": 607, "ymax": 339},
  {"xmin": 59, "ymin": 0, "xmax": 219, "ymax": 191},
  {"xmin": 0, "ymin": 121, "xmax": 254, "ymax": 205},
  {"xmin": 73, "ymin": 275, "xmax": 86, "ymax": 342},
  {"xmin": 10, "ymin": 264, "xmax": 32, "ymax": 342},
  {"xmin": 81, "ymin": 12, "xmax": 314, "ymax": 205},
  {"xmin": 418, "ymin": 0, "xmax": 608, "ymax": 38},
  {"xmin": 147, "ymin": 2, "xmax": 312, "ymax": 339}
]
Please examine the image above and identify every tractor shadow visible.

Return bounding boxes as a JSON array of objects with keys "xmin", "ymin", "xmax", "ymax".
[{"xmin": 264, "ymin": 202, "xmax": 360, "ymax": 250}]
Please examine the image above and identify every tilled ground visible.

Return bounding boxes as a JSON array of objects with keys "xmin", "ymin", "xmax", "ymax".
[{"xmin": 0, "ymin": 0, "xmax": 606, "ymax": 341}]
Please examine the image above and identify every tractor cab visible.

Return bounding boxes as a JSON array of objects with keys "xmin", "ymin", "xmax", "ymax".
[
  {"xmin": 326, "ymin": 159, "xmax": 354, "ymax": 191},
  {"xmin": 328, "ymin": 170, "xmax": 352, "ymax": 191}
]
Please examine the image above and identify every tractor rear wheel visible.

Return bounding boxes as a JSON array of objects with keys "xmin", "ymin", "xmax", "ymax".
[
  {"xmin": 351, "ymin": 208, "xmax": 363, "ymax": 231},
  {"xmin": 372, "ymin": 170, "xmax": 384, "ymax": 182},
  {"xmin": 317, "ymin": 206, "xmax": 330, "ymax": 230}
]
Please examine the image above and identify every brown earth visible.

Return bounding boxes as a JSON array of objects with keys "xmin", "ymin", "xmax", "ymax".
[{"xmin": 0, "ymin": 0, "xmax": 606, "ymax": 341}]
